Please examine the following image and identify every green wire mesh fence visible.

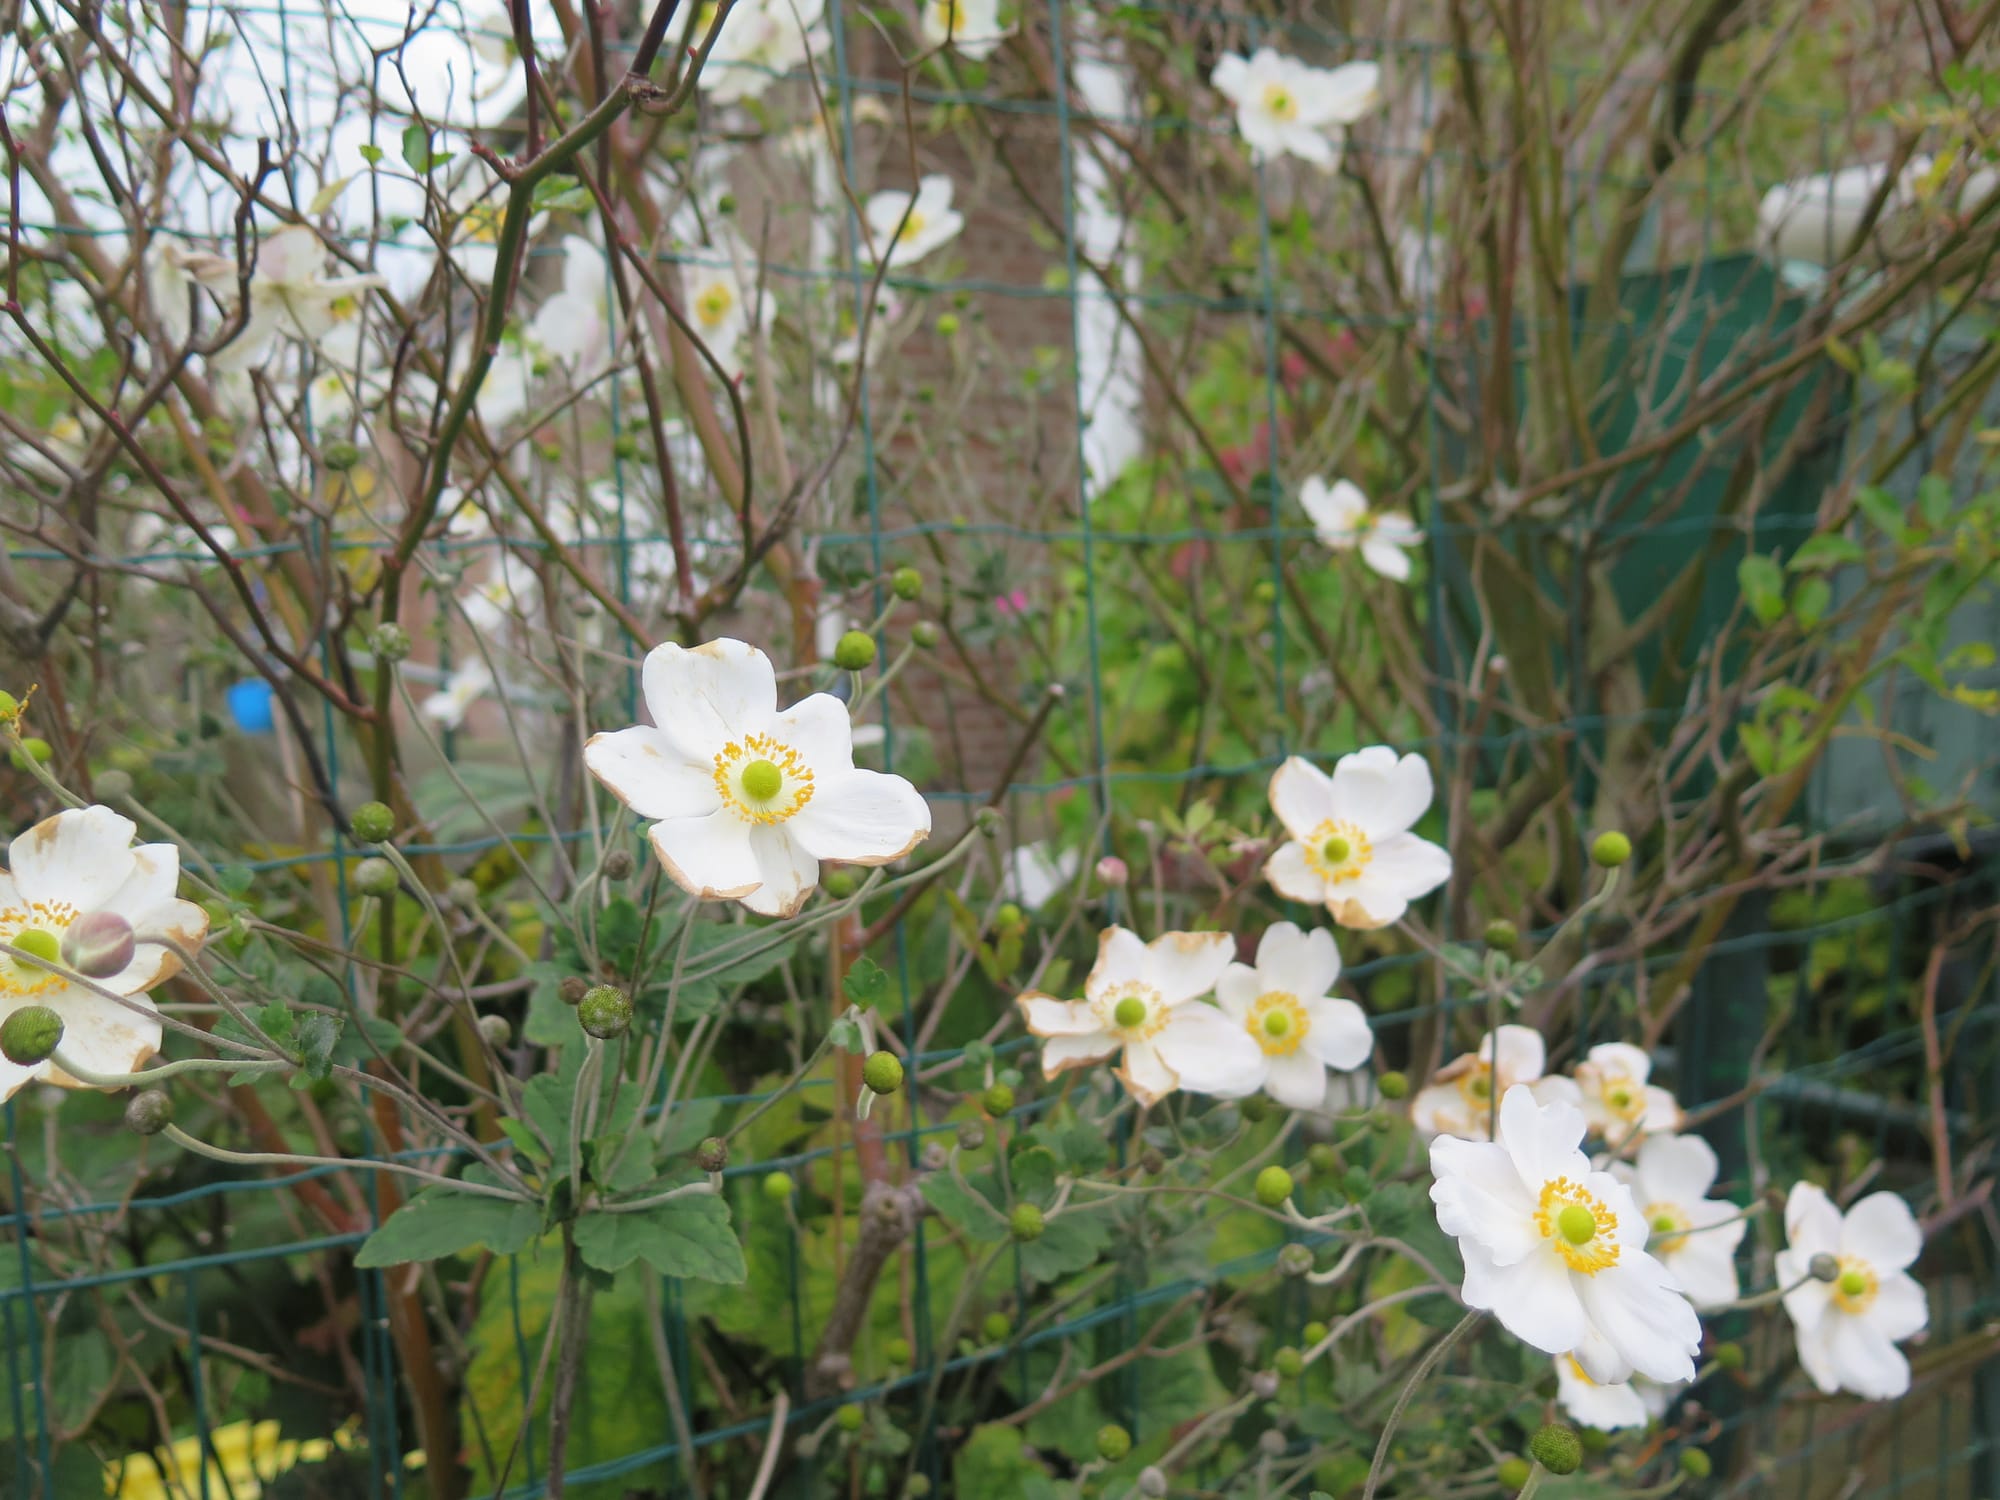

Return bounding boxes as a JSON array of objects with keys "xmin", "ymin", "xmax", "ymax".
[{"xmin": 4, "ymin": 1, "xmax": 2000, "ymax": 1497}]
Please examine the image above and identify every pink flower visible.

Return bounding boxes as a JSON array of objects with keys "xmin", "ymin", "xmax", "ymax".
[{"xmin": 993, "ymin": 588, "xmax": 1030, "ymax": 618}]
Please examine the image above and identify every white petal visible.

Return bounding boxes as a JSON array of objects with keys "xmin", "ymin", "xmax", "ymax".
[
  {"xmin": 1827, "ymin": 1314, "xmax": 1911, "ymax": 1399},
  {"xmin": 1083, "ymin": 926, "xmax": 1149, "ymax": 1001},
  {"xmin": 1555, "ymin": 1356, "xmax": 1650, "ymax": 1431},
  {"xmin": 1213, "ymin": 963, "xmax": 1260, "ymax": 1021},
  {"xmin": 1783, "ymin": 1181, "xmax": 1842, "ymax": 1259},
  {"xmin": 1664, "ymin": 1240, "xmax": 1740, "ymax": 1310},
  {"xmin": 1360, "ymin": 833, "xmax": 1452, "ymax": 901},
  {"xmin": 584, "ymin": 726, "xmax": 720, "ymax": 822},
  {"xmin": 1325, "ymin": 885, "xmax": 1405, "ymax": 929},
  {"xmin": 641, "ymin": 639, "xmax": 778, "ymax": 764},
  {"xmin": 1635, "ymin": 1133, "xmax": 1718, "ymax": 1204},
  {"xmin": 738, "ymin": 825, "xmax": 820, "ymax": 918},
  {"xmin": 1142, "ymin": 931, "xmax": 1234, "ymax": 1007},
  {"xmin": 1017, "ymin": 993, "xmax": 1101, "ymax": 1037},
  {"xmin": 1263, "ymin": 841, "xmax": 1328, "ymax": 904},
  {"xmin": 1576, "ymin": 1254, "xmax": 1701, "ymax": 1384},
  {"xmin": 1868, "ymin": 1271, "xmax": 1929, "ymax": 1343},
  {"xmin": 1361, "ymin": 538, "xmax": 1414, "ymax": 580},
  {"xmin": 8, "ymin": 805, "xmax": 141, "ymax": 911},
  {"xmin": 648, "ymin": 810, "xmax": 761, "ymax": 902},
  {"xmin": 773, "ymin": 693, "xmax": 857, "ymax": 778},
  {"xmin": 1486, "ymin": 1024, "xmax": 1547, "ymax": 1081},
  {"xmin": 787, "ymin": 769, "xmax": 930, "ymax": 866},
  {"xmin": 1305, "ymin": 61, "xmax": 1381, "ymax": 126},
  {"xmin": 1303, "ymin": 997, "xmax": 1372, "ymax": 1070},
  {"xmin": 1210, "ymin": 53, "xmax": 1250, "ymax": 101},
  {"xmin": 1268, "ymin": 756, "xmax": 1335, "ymax": 837},
  {"xmin": 1410, "ymin": 1080, "xmax": 1476, "ymax": 1141},
  {"xmin": 1485, "ymin": 1249, "xmax": 1590, "ymax": 1354},
  {"xmin": 256, "ymin": 225, "xmax": 323, "ymax": 283},
  {"xmin": 1793, "ymin": 1315, "xmax": 1843, "ymax": 1394},
  {"xmin": 1429, "ymin": 1137, "xmax": 1540, "ymax": 1264},
  {"xmin": 1255, "ymin": 920, "xmax": 1342, "ymax": 998},
  {"xmin": 1328, "ymin": 747, "xmax": 1433, "ymax": 837},
  {"xmin": 1262, "ymin": 1049, "xmax": 1327, "ymax": 1110},
  {"xmin": 1840, "ymin": 1191, "xmax": 1924, "ymax": 1273},
  {"xmin": 1153, "ymin": 1007, "xmax": 1265, "ymax": 1096},
  {"xmin": 42, "ymin": 989, "xmax": 163, "ymax": 1091},
  {"xmin": 1116, "ymin": 1038, "xmax": 1178, "ymax": 1105},
  {"xmin": 1300, "ymin": 476, "xmax": 1367, "ymax": 542},
  {"xmin": 1587, "ymin": 1042, "xmax": 1654, "ymax": 1086},
  {"xmin": 1039, "ymin": 1031, "xmax": 1119, "ymax": 1077},
  {"xmin": 1780, "ymin": 1267, "xmax": 1834, "ymax": 1335},
  {"xmin": 1496, "ymin": 1084, "xmax": 1590, "ymax": 1191}
]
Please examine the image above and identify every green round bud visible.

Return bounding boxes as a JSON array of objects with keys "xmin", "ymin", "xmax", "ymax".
[
  {"xmin": 982, "ymin": 1083, "xmax": 1015, "ymax": 1116},
  {"xmin": 995, "ymin": 902, "xmax": 1024, "ymax": 931},
  {"xmin": 891, "ymin": 566, "xmax": 924, "ymax": 601},
  {"xmin": 980, "ymin": 1311, "xmax": 1012, "ymax": 1343},
  {"xmin": 1010, "ymin": 1202, "xmax": 1045, "ymax": 1241},
  {"xmin": 476, "ymin": 1013, "xmax": 512, "ymax": 1047},
  {"xmin": 447, "ymin": 878, "xmax": 480, "ymax": 909},
  {"xmin": 1579, "ymin": 1426, "xmax": 1609, "ymax": 1453},
  {"xmin": 863, "ymin": 1050, "xmax": 904, "ymax": 1095},
  {"xmin": 1496, "ymin": 1458, "xmax": 1532, "ymax": 1491},
  {"xmin": 1272, "ymin": 1346, "xmax": 1303, "ymax": 1377},
  {"xmin": 935, "ymin": 313, "xmax": 960, "ymax": 337},
  {"xmin": 835, "ymin": 1403, "xmax": 864, "ymax": 1432},
  {"xmin": 1239, "ymin": 1093, "xmax": 1273, "ymax": 1121},
  {"xmin": 322, "ymin": 439, "xmax": 363, "ymax": 471},
  {"xmin": 13, "ymin": 737, "xmax": 52, "ymax": 767},
  {"xmin": 602, "ymin": 849, "xmax": 634, "ymax": 881},
  {"xmin": 911, "ymin": 620, "xmax": 940, "ymax": 648},
  {"xmin": 125, "ymin": 1089, "xmax": 174, "ymax": 1136},
  {"xmin": 1254, "ymin": 1165, "xmax": 1295, "ymax": 1208},
  {"xmin": 1529, "ymin": 1423, "xmax": 1583, "ymax": 1476},
  {"xmin": 1808, "ymin": 1252, "xmax": 1841, "ymax": 1283},
  {"xmin": 1713, "ymin": 1340, "xmax": 1745, "ymax": 1371},
  {"xmin": 558, "ymin": 975, "xmax": 590, "ymax": 1007},
  {"xmin": 94, "ymin": 768, "xmax": 134, "ymax": 800},
  {"xmin": 905, "ymin": 1477, "xmax": 931, "ymax": 1498},
  {"xmin": 577, "ymin": 985, "xmax": 632, "ymax": 1040},
  {"xmin": 740, "ymin": 759, "xmax": 783, "ymax": 802},
  {"xmin": 350, "ymin": 801, "xmax": 396, "ymax": 843},
  {"xmin": 0, "ymin": 1006, "xmax": 64, "ymax": 1066},
  {"xmin": 1302, "ymin": 1320, "xmax": 1328, "ymax": 1346},
  {"xmin": 885, "ymin": 1337, "xmax": 913, "ymax": 1366},
  {"xmin": 695, "ymin": 1136, "xmax": 729, "ymax": 1173},
  {"xmin": 1590, "ymin": 831, "xmax": 1632, "ymax": 868},
  {"xmin": 1679, "ymin": 1448, "xmax": 1712, "ymax": 1480},
  {"xmin": 1277, "ymin": 1243, "xmax": 1313, "ymax": 1277},
  {"xmin": 1095, "ymin": 1423, "xmax": 1131, "ymax": 1462},
  {"xmin": 612, "ymin": 433, "xmax": 642, "ymax": 462},
  {"xmin": 716, "ymin": 192, "xmax": 737, "ymax": 215},
  {"xmin": 60, "ymin": 911, "xmax": 135, "ymax": 980},
  {"xmin": 1112, "ymin": 996, "xmax": 1148, "ymax": 1030},
  {"xmin": 1140, "ymin": 1147, "xmax": 1167, "ymax": 1175},
  {"xmin": 369, "ymin": 623, "xmax": 413, "ymax": 662},
  {"xmin": 823, "ymin": 868, "xmax": 859, "ymax": 898},
  {"xmin": 353, "ymin": 856, "xmax": 399, "ymax": 897},
  {"xmin": 957, "ymin": 1121, "xmax": 987, "ymax": 1151},
  {"xmin": 973, "ymin": 807, "xmax": 1001, "ymax": 837},
  {"xmin": 1307, "ymin": 1144, "xmax": 1338, "ymax": 1175},
  {"xmin": 1483, "ymin": 919, "xmax": 1519, "ymax": 953},
  {"xmin": 761, "ymin": 1170, "xmax": 794, "ymax": 1202},
  {"xmin": 1252, "ymin": 579, "xmax": 1277, "ymax": 606},
  {"xmin": 1376, "ymin": 1070, "xmax": 1409, "ymax": 1100},
  {"xmin": 833, "ymin": 631, "xmax": 878, "ymax": 672}
]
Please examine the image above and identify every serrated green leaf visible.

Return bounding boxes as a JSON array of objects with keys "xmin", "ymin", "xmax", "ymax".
[
  {"xmin": 572, "ymin": 1192, "xmax": 744, "ymax": 1282},
  {"xmin": 843, "ymin": 955, "xmax": 890, "ymax": 1010},
  {"xmin": 1018, "ymin": 1210, "xmax": 1112, "ymax": 1283},
  {"xmin": 354, "ymin": 1185, "xmax": 540, "ymax": 1266},
  {"xmin": 292, "ymin": 1013, "xmax": 341, "ymax": 1083},
  {"xmin": 1007, "ymin": 1145, "xmax": 1059, "ymax": 1208},
  {"xmin": 919, "ymin": 1171, "xmax": 1008, "ymax": 1240}
]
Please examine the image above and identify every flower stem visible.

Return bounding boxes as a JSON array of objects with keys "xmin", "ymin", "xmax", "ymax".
[{"xmin": 1362, "ymin": 1310, "xmax": 1481, "ymax": 1500}]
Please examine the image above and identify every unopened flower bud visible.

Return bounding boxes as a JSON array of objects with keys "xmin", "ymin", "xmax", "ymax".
[
  {"xmin": 322, "ymin": 439, "xmax": 363, "ymax": 471},
  {"xmin": 1095, "ymin": 855, "xmax": 1128, "ymax": 889},
  {"xmin": 1140, "ymin": 1147, "xmax": 1167, "ymax": 1175},
  {"xmin": 1303, "ymin": 1320, "xmax": 1328, "ymax": 1345},
  {"xmin": 1483, "ymin": 918, "xmax": 1519, "ymax": 953},
  {"xmin": 1258, "ymin": 1429, "xmax": 1286, "ymax": 1456},
  {"xmin": 862, "ymin": 1050, "xmax": 904, "ymax": 1094},
  {"xmin": 1680, "ymin": 1449, "xmax": 1712, "ymax": 1480},
  {"xmin": 891, "ymin": 566, "xmax": 924, "ymax": 601},
  {"xmin": 558, "ymin": 975, "xmax": 590, "ymax": 1007},
  {"xmin": 1497, "ymin": 1458, "xmax": 1532, "ymax": 1491},
  {"xmin": 980, "ymin": 1311, "xmax": 1012, "ymax": 1343},
  {"xmin": 1272, "ymin": 1346, "xmax": 1303, "ymax": 1377},
  {"xmin": 1713, "ymin": 1340, "xmax": 1745, "ymax": 1370},
  {"xmin": 353, "ymin": 857, "xmax": 398, "ymax": 897},
  {"xmin": 904, "ymin": 1476, "xmax": 931, "ymax": 1498},
  {"xmin": 62, "ymin": 910, "xmax": 136, "ymax": 978},
  {"xmin": 973, "ymin": 807, "xmax": 1000, "ymax": 837},
  {"xmin": 602, "ymin": 848, "xmax": 635, "ymax": 881},
  {"xmin": 1096, "ymin": 1424, "xmax": 1131, "ymax": 1462},
  {"xmin": 125, "ymin": 1089, "xmax": 175, "ymax": 1135},
  {"xmin": 762, "ymin": 1171, "xmax": 793, "ymax": 1202},
  {"xmin": 1808, "ymin": 1252, "xmax": 1841, "ymax": 1283},
  {"xmin": 1239, "ymin": 1094, "xmax": 1272, "ymax": 1123},
  {"xmin": 922, "ymin": 1141, "xmax": 949, "ymax": 1170},
  {"xmin": 1254, "ymin": 1166, "xmax": 1294, "ymax": 1208},
  {"xmin": 0, "ymin": 1005, "xmax": 63, "ymax": 1066},
  {"xmin": 833, "ymin": 631, "xmax": 878, "ymax": 672},
  {"xmin": 1377, "ymin": 1070, "xmax": 1409, "ymax": 1101},
  {"xmin": 476, "ymin": 1013, "xmax": 512, "ymax": 1047},
  {"xmin": 95, "ymin": 769, "xmax": 134, "ymax": 800},
  {"xmin": 695, "ymin": 1136, "xmax": 729, "ymax": 1173},
  {"xmin": 1529, "ymin": 1423, "xmax": 1583, "ymax": 1476},
  {"xmin": 956, "ymin": 1122, "xmax": 986, "ymax": 1151},
  {"xmin": 911, "ymin": 620, "xmax": 939, "ymax": 648},
  {"xmin": 577, "ymin": 985, "xmax": 631, "ymax": 1039},
  {"xmin": 1277, "ymin": 1243, "xmax": 1313, "ymax": 1277},
  {"xmin": 1250, "ymin": 1371, "xmax": 1280, "ymax": 1400},
  {"xmin": 835, "ymin": 1402, "xmax": 864, "ymax": 1432},
  {"xmin": 1009, "ymin": 1202, "xmax": 1044, "ymax": 1241},
  {"xmin": 350, "ymin": 801, "xmax": 396, "ymax": 843},
  {"xmin": 1138, "ymin": 1466, "xmax": 1168, "ymax": 1497},
  {"xmin": 1590, "ymin": 830, "xmax": 1632, "ymax": 868},
  {"xmin": 885, "ymin": 1337, "xmax": 913, "ymax": 1366},
  {"xmin": 368, "ymin": 623, "xmax": 413, "ymax": 662}
]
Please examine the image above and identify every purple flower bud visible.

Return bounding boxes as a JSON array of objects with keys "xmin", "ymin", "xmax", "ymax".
[{"xmin": 62, "ymin": 911, "xmax": 137, "ymax": 979}]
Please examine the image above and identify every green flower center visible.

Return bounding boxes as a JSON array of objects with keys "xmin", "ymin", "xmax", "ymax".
[
  {"xmin": 1837, "ymin": 1268, "xmax": 1869, "ymax": 1299},
  {"xmin": 1467, "ymin": 1073, "xmax": 1491, "ymax": 1100},
  {"xmin": 9, "ymin": 928, "xmax": 60, "ymax": 971},
  {"xmin": 1557, "ymin": 1204, "xmax": 1598, "ymax": 1246},
  {"xmin": 1321, "ymin": 835, "xmax": 1351, "ymax": 865},
  {"xmin": 1113, "ymin": 996, "xmax": 1148, "ymax": 1030},
  {"xmin": 1262, "ymin": 1009, "xmax": 1292, "ymax": 1039},
  {"xmin": 740, "ymin": 759, "xmax": 783, "ymax": 802},
  {"xmin": 1652, "ymin": 1213, "xmax": 1680, "ymax": 1236}
]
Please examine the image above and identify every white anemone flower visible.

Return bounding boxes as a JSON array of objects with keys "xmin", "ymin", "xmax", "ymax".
[
  {"xmin": 1410, "ymin": 1025, "xmax": 1548, "ymax": 1142},
  {"xmin": 1211, "ymin": 922, "xmax": 1372, "ymax": 1110},
  {"xmin": 864, "ymin": 175, "xmax": 965, "ymax": 267},
  {"xmin": 1, "ymin": 806, "xmax": 210, "ymax": 1101},
  {"xmin": 680, "ymin": 239, "xmax": 768, "ymax": 376},
  {"xmin": 1429, "ymin": 1085, "xmax": 1703, "ymax": 1384},
  {"xmin": 444, "ymin": 168, "xmax": 549, "ymax": 288},
  {"xmin": 421, "ymin": 662, "xmax": 497, "ymax": 731},
  {"xmin": 1776, "ymin": 1182, "xmax": 1928, "ymax": 1400},
  {"xmin": 530, "ymin": 236, "xmax": 618, "ymax": 375},
  {"xmin": 1017, "ymin": 927, "xmax": 1258, "ymax": 1106},
  {"xmin": 1554, "ymin": 1355, "xmax": 1677, "ymax": 1431},
  {"xmin": 156, "ymin": 227, "xmax": 385, "ymax": 372},
  {"xmin": 584, "ymin": 638, "xmax": 931, "ymax": 918},
  {"xmin": 1001, "ymin": 841, "xmax": 1081, "ymax": 912},
  {"xmin": 921, "ymin": 0, "xmax": 1009, "ymax": 59},
  {"xmin": 1299, "ymin": 477, "xmax": 1421, "ymax": 582},
  {"xmin": 1210, "ymin": 50, "xmax": 1380, "ymax": 168},
  {"xmin": 1538, "ymin": 1042, "xmax": 1682, "ymax": 1140},
  {"xmin": 1263, "ymin": 748, "xmax": 1451, "ymax": 929},
  {"xmin": 1610, "ymin": 1134, "xmax": 1744, "ymax": 1310},
  {"xmin": 700, "ymin": 0, "xmax": 829, "ymax": 104}
]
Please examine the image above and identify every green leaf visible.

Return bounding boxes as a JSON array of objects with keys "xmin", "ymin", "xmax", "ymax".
[
  {"xmin": 1737, "ymin": 554, "xmax": 1786, "ymax": 624},
  {"xmin": 1019, "ymin": 1210, "xmax": 1112, "ymax": 1283},
  {"xmin": 531, "ymin": 177, "xmax": 592, "ymax": 213},
  {"xmin": 1917, "ymin": 473, "xmax": 1954, "ymax": 526},
  {"xmin": 308, "ymin": 174, "xmax": 356, "ymax": 215},
  {"xmin": 1739, "ymin": 721, "xmax": 1776, "ymax": 776},
  {"xmin": 843, "ymin": 955, "xmax": 891, "ymax": 1011},
  {"xmin": 1788, "ymin": 534, "xmax": 1865, "ymax": 572},
  {"xmin": 919, "ymin": 1171, "xmax": 1008, "ymax": 1240},
  {"xmin": 1791, "ymin": 576, "xmax": 1831, "ymax": 630},
  {"xmin": 572, "ymin": 1192, "xmax": 745, "ymax": 1282},
  {"xmin": 499, "ymin": 1118, "xmax": 551, "ymax": 1167},
  {"xmin": 358, "ymin": 143, "xmax": 384, "ymax": 165},
  {"xmin": 258, "ymin": 998, "xmax": 297, "ymax": 1049},
  {"xmin": 330, "ymin": 1012, "xmax": 404, "ymax": 1067},
  {"xmin": 354, "ymin": 1184, "xmax": 540, "ymax": 1266},
  {"xmin": 292, "ymin": 1013, "xmax": 341, "ymax": 1083},
  {"xmin": 1855, "ymin": 484, "xmax": 1909, "ymax": 539},
  {"xmin": 1007, "ymin": 1145, "xmax": 1059, "ymax": 1208},
  {"xmin": 400, "ymin": 122, "xmax": 433, "ymax": 174}
]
